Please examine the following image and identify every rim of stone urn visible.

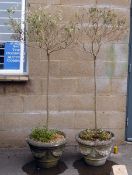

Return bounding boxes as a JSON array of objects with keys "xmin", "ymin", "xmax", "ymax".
[
  {"xmin": 76, "ymin": 130, "xmax": 115, "ymax": 147},
  {"xmin": 26, "ymin": 131, "xmax": 67, "ymax": 148}
]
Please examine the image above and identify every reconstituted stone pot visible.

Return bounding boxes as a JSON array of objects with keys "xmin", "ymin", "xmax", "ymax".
[
  {"xmin": 26, "ymin": 132, "xmax": 66, "ymax": 168},
  {"xmin": 76, "ymin": 131, "xmax": 115, "ymax": 166}
]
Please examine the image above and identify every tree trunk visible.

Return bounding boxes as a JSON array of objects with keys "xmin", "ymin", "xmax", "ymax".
[
  {"xmin": 93, "ymin": 56, "xmax": 97, "ymax": 130},
  {"xmin": 46, "ymin": 52, "xmax": 50, "ymax": 129}
]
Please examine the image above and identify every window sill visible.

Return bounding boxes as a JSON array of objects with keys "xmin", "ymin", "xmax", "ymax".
[{"xmin": 0, "ymin": 75, "xmax": 29, "ymax": 82}]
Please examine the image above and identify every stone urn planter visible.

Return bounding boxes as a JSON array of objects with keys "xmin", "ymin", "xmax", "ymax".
[
  {"xmin": 76, "ymin": 129, "xmax": 115, "ymax": 166},
  {"xmin": 26, "ymin": 130, "xmax": 66, "ymax": 168}
]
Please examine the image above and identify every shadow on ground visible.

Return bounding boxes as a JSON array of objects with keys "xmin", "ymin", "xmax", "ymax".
[
  {"xmin": 73, "ymin": 159, "xmax": 117, "ymax": 175},
  {"xmin": 22, "ymin": 160, "xmax": 67, "ymax": 175}
]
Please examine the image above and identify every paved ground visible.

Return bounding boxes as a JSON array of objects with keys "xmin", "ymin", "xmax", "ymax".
[{"xmin": 0, "ymin": 143, "xmax": 131, "ymax": 175}]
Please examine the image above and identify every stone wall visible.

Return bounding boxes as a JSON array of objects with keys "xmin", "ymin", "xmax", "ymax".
[{"xmin": 0, "ymin": 0, "xmax": 130, "ymax": 147}]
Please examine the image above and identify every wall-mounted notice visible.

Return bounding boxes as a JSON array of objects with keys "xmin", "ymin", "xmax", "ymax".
[{"xmin": 4, "ymin": 42, "xmax": 20, "ymax": 70}]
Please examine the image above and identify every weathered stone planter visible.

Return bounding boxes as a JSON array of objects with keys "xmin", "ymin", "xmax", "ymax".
[
  {"xmin": 26, "ymin": 132, "xmax": 66, "ymax": 168},
  {"xmin": 76, "ymin": 131, "xmax": 115, "ymax": 166}
]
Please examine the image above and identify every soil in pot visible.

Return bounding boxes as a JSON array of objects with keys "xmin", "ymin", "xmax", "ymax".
[{"xmin": 79, "ymin": 129, "xmax": 113, "ymax": 141}]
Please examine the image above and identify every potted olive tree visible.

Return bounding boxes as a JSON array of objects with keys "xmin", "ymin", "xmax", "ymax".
[
  {"xmin": 8, "ymin": 8, "xmax": 76, "ymax": 168},
  {"xmin": 75, "ymin": 8, "xmax": 128, "ymax": 166}
]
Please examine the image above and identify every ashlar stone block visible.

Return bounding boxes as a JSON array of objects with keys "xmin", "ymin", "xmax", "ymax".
[
  {"xmin": 111, "ymin": 78, "xmax": 127, "ymax": 95},
  {"xmin": 60, "ymin": 0, "xmax": 96, "ymax": 5},
  {"xmin": 60, "ymin": 60, "xmax": 94, "ymax": 78},
  {"xmin": 0, "ymin": 96, "xmax": 23, "ymax": 113},
  {"xmin": 47, "ymin": 0, "xmax": 60, "ymax": 5},
  {"xmin": 3, "ymin": 113, "xmax": 46, "ymax": 130},
  {"xmin": 97, "ymin": 0, "xmax": 130, "ymax": 8},
  {"xmin": 76, "ymin": 78, "xmax": 94, "ymax": 95},
  {"xmin": 97, "ymin": 95, "xmax": 126, "ymax": 112},
  {"xmin": 97, "ymin": 111, "xmax": 125, "ymax": 129},
  {"xmin": 97, "ymin": 44, "xmax": 129, "ymax": 61},
  {"xmin": 96, "ymin": 78, "xmax": 111, "ymax": 95},
  {"xmin": 96, "ymin": 61, "xmax": 128, "ymax": 78},
  {"xmin": 5, "ymin": 79, "xmax": 42, "ymax": 95},
  {"xmin": 28, "ymin": 0, "xmax": 47, "ymax": 4},
  {"xmin": 74, "ymin": 111, "xmax": 95, "ymax": 129},
  {"xmin": 58, "ymin": 95, "xmax": 94, "ymax": 111},
  {"xmin": 49, "ymin": 111, "xmax": 75, "ymax": 129},
  {"xmin": 23, "ymin": 95, "xmax": 46, "ymax": 112}
]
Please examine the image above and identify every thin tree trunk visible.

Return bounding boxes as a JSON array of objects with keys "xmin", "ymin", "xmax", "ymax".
[
  {"xmin": 93, "ymin": 56, "xmax": 97, "ymax": 130},
  {"xmin": 46, "ymin": 52, "xmax": 50, "ymax": 129}
]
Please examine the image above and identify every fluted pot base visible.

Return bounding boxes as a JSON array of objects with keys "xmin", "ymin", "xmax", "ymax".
[
  {"xmin": 84, "ymin": 156, "xmax": 107, "ymax": 166},
  {"xmin": 36, "ymin": 158, "xmax": 59, "ymax": 168}
]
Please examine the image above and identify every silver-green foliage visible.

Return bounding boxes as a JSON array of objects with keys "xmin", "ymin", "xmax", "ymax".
[
  {"xmin": 77, "ymin": 8, "xmax": 128, "ymax": 58},
  {"xmin": 8, "ymin": 8, "xmax": 77, "ymax": 130}
]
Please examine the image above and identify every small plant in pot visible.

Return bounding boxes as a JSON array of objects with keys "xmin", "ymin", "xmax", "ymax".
[
  {"xmin": 75, "ymin": 7, "xmax": 128, "ymax": 166},
  {"xmin": 8, "ymin": 8, "xmax": 76, "ymax": 168}
]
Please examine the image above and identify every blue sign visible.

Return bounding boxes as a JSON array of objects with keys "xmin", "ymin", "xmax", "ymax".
[{"xmin": 4, "ymin": 42, "xmax": 20, "ymax": 70}]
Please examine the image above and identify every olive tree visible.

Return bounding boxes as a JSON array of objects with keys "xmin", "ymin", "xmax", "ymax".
[
  {"xmin": 8, "ymin": 8, "xmax": 77, "ymax": 129},
  {"xmin": 77, "ymin": 8, "xmax": 128, "ymax": 130}
]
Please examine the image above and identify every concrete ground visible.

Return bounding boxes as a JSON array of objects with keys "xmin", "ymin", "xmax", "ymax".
[{"xmin": 0, "ymin": 143, "xmax": 131, "ymax": 175}]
